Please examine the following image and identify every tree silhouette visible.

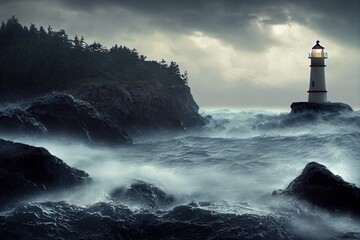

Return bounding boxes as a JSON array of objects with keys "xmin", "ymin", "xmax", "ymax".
[{"xmin": 0, "ymin": 17, "xmax": 190, "ymax": 100}]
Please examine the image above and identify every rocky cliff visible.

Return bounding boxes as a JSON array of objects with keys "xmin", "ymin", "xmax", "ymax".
[
  {"xmin": 70, "ymin": 82, "xmax": 206, "ymax": 134},
  {"xmin": 0, "ymin": 84, "xmax": 206, "ymax": 144},
  {"xmin": 0, "ymin": 17, "xmax": 206, "ymax": 142}
]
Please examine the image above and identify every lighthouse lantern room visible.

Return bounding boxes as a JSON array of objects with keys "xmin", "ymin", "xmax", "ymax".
[{"xmin": 308, "ymin": 40, "xmax": 328, "ymax": 103}]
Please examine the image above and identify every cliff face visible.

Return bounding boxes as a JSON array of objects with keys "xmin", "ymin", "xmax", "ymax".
[
  {"xmin": 71, "ymin": 82, "xmax": 206, "ymax": 133},
  {"xmin": 0, "ymin": 83, "xmax": 205, "ymax": 143}
]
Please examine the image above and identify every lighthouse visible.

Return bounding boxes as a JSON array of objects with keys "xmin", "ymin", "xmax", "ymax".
[
  {"xmin": 291, "ymin": 41, "xmax": 353, "ymax": 113},
  {"xmin": 308, "ymin": 40, "xmax": 328, "ymax": 103}
]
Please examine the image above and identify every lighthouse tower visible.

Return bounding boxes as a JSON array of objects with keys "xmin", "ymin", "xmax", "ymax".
[{"xmin": 308, "ymin": 40, "xmax": 328, "ymax": 103}]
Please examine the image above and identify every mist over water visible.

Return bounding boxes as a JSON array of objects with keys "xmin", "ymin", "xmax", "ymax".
[{"xmin": 2, "ymin": 109, "xmax": 360, "ymax": 239}]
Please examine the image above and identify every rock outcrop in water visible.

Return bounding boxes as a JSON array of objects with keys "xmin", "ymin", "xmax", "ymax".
[
  {"xmin": 71, "ymin": 83, "xmax": 206, "ymax": 134},
  {"xmin": 0, "ymin": 93, "xmax": 132, "ymax": 145},
  {"xmin": 0, "ymin": 108, "xmax": 46, "ymax": 135},
  {"xmin": 110, "ymin": 180, "xmax": 174, "ymax": 209},
  {"xmin": 274, "ymin": 162, "xmax": 360, "ymax": 215},
  {"xmin": 290, "ymin": 102, "xmax": 353, "ymax": 114},
  {"xmin": 0, "ymin": 139, "xmax": 91, "ymax": 204}
]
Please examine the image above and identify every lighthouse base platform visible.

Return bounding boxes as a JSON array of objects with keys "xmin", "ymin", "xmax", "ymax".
[{"xmin": 290, "ymin": 102, "xmax": 353, "ymax": 114}]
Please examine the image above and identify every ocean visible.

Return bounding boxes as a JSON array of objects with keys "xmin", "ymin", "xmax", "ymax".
[{"xmin": 1, "ymin": 109, "xmax": 360, "ymax": 240}]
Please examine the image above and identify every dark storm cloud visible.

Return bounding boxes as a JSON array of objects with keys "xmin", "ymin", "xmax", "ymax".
[
  {"xmin": 288, "ymin": 0, "xmax": 360, "ymax": 46},
  {"xmin": 56, "ymin": 0, "xmax": 291, "ymax": 51},
  {"xmin": 1, "ymin": 0, "xmax": 359, "ymax": 49},
  {"xmin": 56, "ymin": 0, "xmax": 360, "ymax": 48}
]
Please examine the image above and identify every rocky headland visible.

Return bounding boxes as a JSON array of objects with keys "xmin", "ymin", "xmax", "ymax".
[
  {"xmin": 0, "ymin": 17, "xmax": 205, "ymax": 208},
  {"xmin": 0, "ymin": 17, "xmax": 206, "ymax": 144},
  {"xmin": 0, "ymin": 17, "xmax": 205, "ymax": 211}
]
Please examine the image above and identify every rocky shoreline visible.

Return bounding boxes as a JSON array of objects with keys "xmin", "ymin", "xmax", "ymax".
[
  {"xmin": 2, "ymin": 136, "xmax": 360, "ymax": 218},
  {"xmin": 0, "ymin": 92, "xmax": 131, "ymax": 145},
  {"xmin": 70, "ymin": 82, "xmax": 206, "ymax": 134},
  {"xmin": 0, "ymin": 82, "xmax": 206, "ymax": 145}
]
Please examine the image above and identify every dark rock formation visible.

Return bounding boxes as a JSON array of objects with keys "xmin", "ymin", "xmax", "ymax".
[
  {"xmin": 291, "ymin": 102, "xmax": 353, "ymax": 114},
  {"xmin": 0, "ymin": 83, "xmax": 205, "ymax": 141},
  {"xmin": 0, "ymin": 93, "xmax": 132, "ymax": 145},
  {"xmin": 0, "ymin": 139, "xmax": 91, "ymax": 204},
  {"xmin": 274, "ymin": 162, "xmax": 360, "ymax": 215},
  {"xmin": 71, "ymin": 83, "xmax": 206, "ymax": 134},
  {"xmin": 27, "ymin": 93, "xmax": 132, "ymax": 145},
  {"xmin": 110, "ymin": 180, "xmax": 174, "ymax": 209},
  {"xmin": 0, "ymin": 108, "xmax": 47, "ymax": 134}
]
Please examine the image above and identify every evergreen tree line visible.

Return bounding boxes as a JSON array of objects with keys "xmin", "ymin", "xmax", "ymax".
[{"xmin": 0, "ymin": 16, "xmax": 189, "ymax": 98}]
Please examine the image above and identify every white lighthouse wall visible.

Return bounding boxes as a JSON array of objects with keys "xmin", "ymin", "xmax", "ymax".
[
  {"xmin": 308, "ymin": 67, "xmax": 327, "ymax": 103},
  {"xmin": 309, "ymin": 68, "xmax": 327, "ymax": 91},
  {"xmin": 308, "ymin": 57, "xmax": 328, "ymax": 103},
  {"xmin": 308, "ymin": 92, "xmax": 327, "ymax": 103}
]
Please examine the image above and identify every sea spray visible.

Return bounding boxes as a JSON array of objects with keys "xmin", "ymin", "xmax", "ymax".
[{"xmin": 1, "ymin": 109, "xmax": 360, "ymax": 239}]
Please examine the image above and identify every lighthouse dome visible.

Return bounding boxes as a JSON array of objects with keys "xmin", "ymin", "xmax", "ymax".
[{"xmin": 312, "ymin": 40, "xmax": 324, "ymax": 49}]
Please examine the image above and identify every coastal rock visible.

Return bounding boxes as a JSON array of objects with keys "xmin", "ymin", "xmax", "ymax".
[
  {"xmin": 0, "ymin": 108, "xmax": 46, "ymax": 135},
  {"xmin": 110, "ymin": 180, "xmax": 174, "ymax": 209},
  {"xmin": 0, "ymin": 139, "xmax": 91, "ymax": 204},
  {"xmin": 274, "ymin": 162, "xmax": 360, "ymax": 215},
  {"xmin": 71, "ymin": 83, "xmax": 206, "ymax": 134},
  {"xmin": 27, "ymin": 93, "xmax": 132, "ymax": 145},
  {"xmin": 290, "ymin": 102, "xmax": 353, "ymax": 114},
  {"xmin": 0, "ymin": 93, "xmax": 132, "ymax": 145}
]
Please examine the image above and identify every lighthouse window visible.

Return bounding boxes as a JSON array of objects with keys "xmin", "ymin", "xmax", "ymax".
[
  {"xmin": 312, "ymin": 49, "xmax": 323, "ymax": 58},
  {"xmin": 312, "ymin": 81, "xmax": 314, "ymax": 87}
]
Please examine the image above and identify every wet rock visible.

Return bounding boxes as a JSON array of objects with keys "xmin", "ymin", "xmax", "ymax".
[
  {"xmin": 274, "ymin": 162, "xmax": 360, "ymax": 215},
  {"xmin": 0, "ymin": 108, "xmax": 46, "ymax": 134},
  {"xmin": 0, "ymin": 139, "xmax": 91, "ymax": 204},
  {"xmin": 0, "ymin": 93, "xmax": 132, "ymax": 145},
  {"xmin": 291, "ymin": 102, "xmax": 353, "ymax": 114},
  {"xmin": 110, "ymin": 180, "xmax": 174, "ymax": 209},
  {"xmin": 1, "ymin": 82, "xmax": 207, "ymax": 140},
  {"xmin": 71, "ymin": 83, "xmax": 206, "ymax": 134}
]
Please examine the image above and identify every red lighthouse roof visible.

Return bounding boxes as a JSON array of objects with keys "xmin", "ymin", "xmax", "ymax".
[{"xmin": 312, "ymin": 40, "xmax": 324, "ymax": 49}]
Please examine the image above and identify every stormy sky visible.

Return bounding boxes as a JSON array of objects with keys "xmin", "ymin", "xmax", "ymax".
[{"xmin": 1, "ymin": 0, "xmax": 359, "ymax": 109}]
